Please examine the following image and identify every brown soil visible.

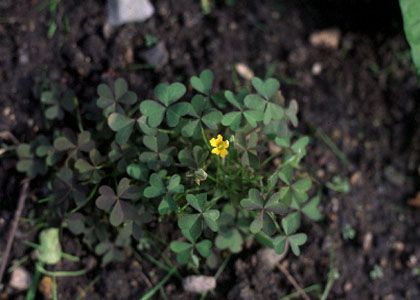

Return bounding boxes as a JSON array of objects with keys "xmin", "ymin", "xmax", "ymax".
[{"xmin": 1, "ymin": 0, "xmax": 419, "ymax": 299}]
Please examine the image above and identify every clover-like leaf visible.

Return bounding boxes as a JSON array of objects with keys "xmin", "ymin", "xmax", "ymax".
[
  {"xmin": 75, "ymin": 149, "xmax": 106, "ymax": 184},
  {"xmin": 53, "ymin": 130, "xmax": 95, "ymax": 159},
  {"xmin": 140, "ymin": 82, "xmax": 189, "ymax": 127},
  {"xmin": 215, "ymin": 205, "xmax": 244, "ymax": 253},
  {"xmin": 41, "ymin": 86, "xmax": 76, "ymax": 120},
  {"xmin": 222, "ymin": 90, "xmax": 264, "ymax": 131},
  {"xmin": 195, "ymin": 239, "xmax": 212, "ymax": 258},
  {"xmin": 251, "ymin": 77, "xmax": 280, "ymax": 99},
  {"xmin": 140, "ymin": 133, "xmax": 174, "ymax": 170},
  {"xmin": 107, "ymin": 112, "xmax": 135, "ymax": 144},
  {"xmin": 178, "ymin": 146, "xmax": 208, "ymax": 169},
  {"xmin": 234, "ymin": 131, "xmax": 259, "ymax": 167},
  {"xmin": 126, "ymin": 162, "xmax": 149, "ymax": 181},
  {"xmin": 181, "ymin": 95, "xmax": 222, "ymax": 137},
  {"xmin": 281, "ymin": 212, "xmax": 301, "ymax": 235},
  {"xmin": 52, "ymin": 168, "xmax": 87, "ymax": 208},
  {"xmin": 97, "ymin": 78, "xmax": 138, "ymax": 116},
  {"xmin": 95, "ymin": 178, "xmax": 140, "ymax": 226},
  {"xmin": 179, "ymin": 193, "xmax": 219, "ymax": 241},
  {"xmin": 190, "ymin": 69, "xmax": 214, "ymax": 95},
  {"xmin": 16, "ymin": 143, "xmax": 47, "ymax": 178},
  {"xmin": 285, "ymin": 100, "xmax": 299, "ymax": 127},
  {"xmin": 241, "ymin": 189, "xmax": 286, "ymax": 236}
]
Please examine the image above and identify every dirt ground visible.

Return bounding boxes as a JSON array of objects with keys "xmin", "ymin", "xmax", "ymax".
[{"xmin": 0, "ymin": 0, "xmax": 419, "ymax": 299}]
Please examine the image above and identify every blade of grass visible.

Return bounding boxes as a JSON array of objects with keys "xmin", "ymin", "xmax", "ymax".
[
  {"xmin": 313, "ymin": 127, "xmax": 349, "ymax": 166},
  {"xmin": 279, "ymin": 284, "xmax": 321, "ymax": 300},
  {"xmin": 139, "ymin": 268, "xmax": 176, "ymax": 300}
]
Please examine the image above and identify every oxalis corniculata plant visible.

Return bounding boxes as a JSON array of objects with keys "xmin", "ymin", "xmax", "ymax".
[{"xmin": 15, "ymin": 69, "xmax": 323, "ymax": 269}]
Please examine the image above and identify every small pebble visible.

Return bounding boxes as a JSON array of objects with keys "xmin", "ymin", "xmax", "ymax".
[
  {"xmin": 311, "ymin": 62, "xmax": 322, "ymax": 75},
  {"xmin": 9, "ymin": 267, "xmax": 31, "ymax": 291},
  {"xmin": 183, "ymin": 275, "xmax": 216, "ymax": 294},
  {"xmin": 363, "ymin": 232, "xmax": 373, "ymax": 253},
  {"xmin": 235, "ymin": 63, "xmax": 254, "ymax": 81},
  {"xmin": 309, "ymin": 28, "xmax": 341, "ymax": 49}
]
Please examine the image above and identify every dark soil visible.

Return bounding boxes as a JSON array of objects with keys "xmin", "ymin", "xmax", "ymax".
[{"xmin": 1, "ymin": 0, "xmax": 419, "ymax": 299}]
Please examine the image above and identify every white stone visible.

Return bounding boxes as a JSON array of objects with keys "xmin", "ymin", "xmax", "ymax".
[
  {"xmin": 9, "ymin": 267, "xmax": 31, "ymax": 291},
  {"xmin": 183, "ymin": 275, "xmax": 216, "ymax": 294},
  {"xmin": 107, "ymin": 0, "xmax": 154, "ymax": 26}
]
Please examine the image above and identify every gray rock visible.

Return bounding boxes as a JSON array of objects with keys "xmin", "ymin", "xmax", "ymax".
[
  {"xmin": 183, "ymin": 275, "xmax": 216, "ymax": 294},
  {"xmin": 108, "ymin": 0, "xmax": 154, "ymax": 26},
  {"xmin": 140, "ymin": 42, "xmax": 169, "ymax": 69}
]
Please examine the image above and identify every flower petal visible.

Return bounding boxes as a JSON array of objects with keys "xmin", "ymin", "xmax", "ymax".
[
  {"xmin": 209, "ymin": 138, "xmax": 218, "ymax": 147},
  {"xmin": 219, "ymin": 149, "xmax": 228, "ymax": 158},
  {"xmin": 223, "ymin": 140, "xmax": 229, "ymax": 149},
  {"xmin": 211, "ymin": 148, "xmax": 220, "ymax": 155}
]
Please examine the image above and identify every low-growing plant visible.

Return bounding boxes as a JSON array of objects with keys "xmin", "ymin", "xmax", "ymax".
[{"xmin": 15, "ymin": 70, "xmax": 324, "ymax": 269}]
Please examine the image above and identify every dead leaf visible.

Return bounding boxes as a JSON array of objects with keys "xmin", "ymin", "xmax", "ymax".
[
  {"xmin": 408, "ymin": 192, "xmax": 420, "ymax": 208},
  {"xmin": 39, "ymin": 276, "xmax": 53, "ymax": 299}
]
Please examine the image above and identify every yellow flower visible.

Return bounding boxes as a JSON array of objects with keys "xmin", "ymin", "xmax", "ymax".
[{"xmin": 209, "ymin": 134, "xmax": 229, "ymax": 158}]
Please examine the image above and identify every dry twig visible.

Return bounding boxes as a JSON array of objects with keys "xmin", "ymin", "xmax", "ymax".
[
  {"xmin": 0, "ymin": 179, "xmax": 30, "ymax": 287},
  {"xmin": 277, "ymin": 261, "xmax": 311, "ymax": 300}
]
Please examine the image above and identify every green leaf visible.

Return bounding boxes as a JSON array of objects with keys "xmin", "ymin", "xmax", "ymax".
[
  {"xmin": 264, "ymin": 102, "xmax": 284, "ymax": 124},
  {"xmin": 126, "ymin": 163, "xmax": 149, "ymax": 181},
  {"xmin": 224, "ymin": 91, "xmax": 242, "ymax": 110},
  {"xmin": 251, "ymin": 77, "xmax": 280, "ymax": 99},
  {"xmin": 158, "ymin": 196, "xmax": 177, "ymax": 215},
  {"xmin": 66, "ymin": 213, "xmax": 85, "ymax": 235},
  {"xmin": 139, "ymin": 100, "xmax": 166, "ymax": 127},
  {"xmin": 178, "ymin": 214, "xmax": 202, "ymax": 242},
  {"xmin": 45, "ymin": 105, "xmax": 62, "ymax": 120},
  {"xmin": 293, "ymin": 178, "xmax": 312, "ymax": 193},
  {"xmin": 37, "ymin": 228, "xmax": 62, "ymax": 265},
  {"xmin": 273, "ymin": 235, "xmax": 287, "ymax": 254},
  {"xmin": 96, "ymin": 186, "xmax": 117, "ymax": 211},
  {"xmin": 285, "ymin": 100, "xmax": 299, "ymax": 127},
  {"xmin": 181, "ymin": 119, "xmax": 200, "ymax": 137},
  {"xmin": 243, "ymin": 110, "xmax": 264, "ymax": 128},
  {"xmin": 326, "ymin": 176, "xmax": 350, "ymax": 193},
  {"xmin": 215, "ymin": 229, "xmax": 243, "ymax": 253},
  {"xmin": 41, "ymin": 91, "xmax": 55, "ymax": 104},
  {"xmin": 107, "ymin": 113, "xmax": 134, "ymax": 131},
  {"xmin": 196, "ymin": 239, "xmax": 212, "ymax": 257},
  {"xmin": 110, "ymin": 200, "xmax": 135, "ymax": 226},
  {"xmin": 288, "ymin": 233, "xmax": 307, "ymax": 256},
  {"xmin": 302, "ymin": 196, "xmax": 322, "ymax": 221},
  {"xmin": 291, "ymin": 136, "xmax": 310, "ymax": 154},
  {"xmin": 167, "ymin": 175, "xmax": 184, "ymax": 194},
  {"xmin": 186, "ymin": 194, "xmax": 206, "ymax": 212},
  {"xmin": 281, "ymin": 212, "xmax": 301, "ymax": 235},
  {"xmin": 201, "ymin": 110, "xmax": 222, "ymax": 129},
  {"xmin": 54, "ymin": 136, "xmax": 75, "ymax": 151},
  {"xmin": 400, "ymin": 0, "xmax": 420, "ymax": 76},
  {"xmin": 203, "ymin": 210, "xmax": 220, "ymax": 232},
  {"xmin": 190, "ymin": 69, "xmax": 213, "ymax": 94},
  {"xmin": 222, "ymin": 111, "xmax": 242, "ymax": 130},
  {"xmin": 166, "ymin": 102, "xmax": 191, "ymax": 127},
  {"xmin": 75, "ymin": 159, "xmax": 95, "ymax": 173},
  {"xmin": 155, "ymin": 82, "xmax": 186, "ymax": 106},
  {"xmin": 170, "ymin": 241, "xmax": 193, "ymax": 253},
  {"xmin": 244, "ymin": 94, "xmax": 265, "ymax": 111},
  {"xmin": 142, "ymin": 135, "xmax": 159, "ymax": 152},
  {"xmin": 264, "ymin": 192, "xmax": 288, "ymax": 214},
  {"xmin": 250, "ymin": 213, "xmax": 263, "ymax": 234},
  {"xmin": 240, "ymin": 189, "xmax": 264, "ymax": 210},
  {"xmin": 114, "ymin": 78, "xmax": 128, "ymax": 99},
  {"xmin": 144, "ymin": 173, "xmax": 165, "ymax": 198}
]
